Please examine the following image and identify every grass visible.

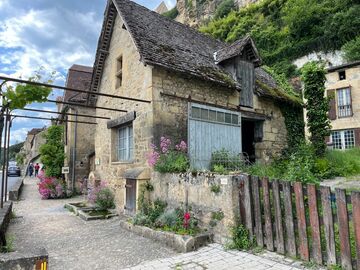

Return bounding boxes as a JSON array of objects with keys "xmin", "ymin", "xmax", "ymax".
[
  {"xmin": 324, "ymin": 148, "xmax": 360, "ymax": 178},
  {"xmin": 1, "ymin": 234, "xmax": 15, "ymax": 253}
]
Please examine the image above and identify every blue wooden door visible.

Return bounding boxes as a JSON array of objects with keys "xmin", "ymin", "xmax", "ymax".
[{"xmin": 188, "ymin": 103, "xmax": 242, "ymax": 169}]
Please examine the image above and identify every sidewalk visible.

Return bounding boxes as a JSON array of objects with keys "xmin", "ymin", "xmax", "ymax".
[{"xmin": 8, "ymin": 177, "xmax": 310, "ymax": 270}]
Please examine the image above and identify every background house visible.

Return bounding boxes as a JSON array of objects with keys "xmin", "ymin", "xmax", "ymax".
[
  {"xmin": 326, "ymin": 61, "xmax": 360, "ymax": 149},
  {"xmin": 89, "ymin": 0, "xmax": 300, "ymax": 213},
  {"xmin": 18, "ymin": 128, "xmax": 46, "ymax": 170},
  {"xmin": 57, "ymin": 64, "xmax": 95, "ymax": 191}
]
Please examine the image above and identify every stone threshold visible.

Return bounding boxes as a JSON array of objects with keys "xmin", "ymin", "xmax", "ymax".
[{"xmin": 119, "ymin": 219, "xmax": 213, "ymax": 253}]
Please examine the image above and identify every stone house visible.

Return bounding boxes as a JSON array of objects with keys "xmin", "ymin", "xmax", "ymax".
[
  {"xmin": 326, "ymin": 61, "xmax": 360, "ymax": 149},
  {"xmin": 89, "ymin": 0, "xmax": 299, "ymax": 212},
  {"xmin": 19, "ymin": 128, "xmax": 46, "ymax": 169},
  {"xmin": 57, "ymin": 64, "xmax": 95, "ymax": 191}
]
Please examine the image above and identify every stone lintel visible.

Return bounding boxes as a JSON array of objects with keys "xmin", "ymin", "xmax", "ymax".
[
  {"xmin": 123, "ymin": 167, "xmax": 151, "ymax": 180},
  {"xmin": 107, "ymin": 111, "xmax": 136, "ymax": 129}
]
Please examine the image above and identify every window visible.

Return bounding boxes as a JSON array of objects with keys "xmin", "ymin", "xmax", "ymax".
[
  {"xmin": 338, "ymin": 70, "xmax": 346, "ymax": 80},
  {"xmin": 117, "ymin": 124, "xmax": 133, "ymax": 161},
  {"xmin": 337, "ymin": 88, "xmax": 352, "ymax": 118},
  {"xmin": 190, "ymin": 105, "xmax": 240, "ymax": 126},
  {"xmin": 116, "ymin": 56, "xmax": 123, "ymax": 88},
  {"xmin": 331, "ymin": 130, "xmax": 355, "ymax": 150}
]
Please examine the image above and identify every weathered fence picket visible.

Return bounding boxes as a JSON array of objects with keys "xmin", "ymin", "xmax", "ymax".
[
  {"xmin": 239, "ymin": 174, "xmax": 359, "ymax": 269},
  {"xmin": 262, "ymin": 177, "xmax": 274, "ymax": 251},
  {"xmin": 351, "ymin": 191, "xmax": 360, "ymax": 270},
  {"xmin": 272, "ymin": 180, "xmax": 285, "ymax": 254},
  {"xmin": 307, "ymin": 184, "xmax": 322, "ymax": 265},
  {"xmin": 283, "ymin": 181, "xmax": 296, "ymax": 257}
]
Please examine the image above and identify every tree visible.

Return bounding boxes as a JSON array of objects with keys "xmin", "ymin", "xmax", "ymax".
[
  {"xmin": 302, "ymin": 61, "xmax": 331, "ymax": 157},
  {"xmin": 39, "ymin": 125, "xmax": 65, "ymax": 178},
  {"xmin": 342, "ymin": 35, "xmax": 360, "ymax": 62}
]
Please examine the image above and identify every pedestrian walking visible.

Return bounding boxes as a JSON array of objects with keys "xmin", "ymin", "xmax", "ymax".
[
  {"xmin": 34, "ymin": 163, "xmax": 40, "ymax": 177},
  {"xmin": 28, "ymin": 163, "xmax": 34, "ymax": 177}
]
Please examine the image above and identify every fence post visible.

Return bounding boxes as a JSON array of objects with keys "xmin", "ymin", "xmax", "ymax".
[
  {"xmin": 336, "ymin": 188, "xmax": 352, "ymax": 270},
  {"xmin": 351, "ymin": 191, "xmax": 360, "ymax": 270},
  {"xmin": 262, "ymin": 177, "xmax": 274, "ymax": 251},
  {"xmin": 272, "ymin": 180, "xmax": 285, "ymax": 254},
  {"xmin": 307, "ymin": 184, "xmax": 322, "ymax": 265}
]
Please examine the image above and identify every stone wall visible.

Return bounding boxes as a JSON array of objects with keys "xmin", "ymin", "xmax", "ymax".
[
  {"xmin": 94, "ymin": 15, "xmax": 154, "ymax": 209},
  {"xmin": 150, "ymin": 172, "xmax": 242, "ymax": 242},
  {"xmin": 64, "ymin": 106, "xmax": 96, "ymax": 189},
  {"xmin": 325, "ymin": 65, "xmax": 360, "ymax": 131}
]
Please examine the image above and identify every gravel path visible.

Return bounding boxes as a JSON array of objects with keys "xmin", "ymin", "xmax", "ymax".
[{"xmin": 7, "ymin": 177, "xmax": 176, "ymax": 270}]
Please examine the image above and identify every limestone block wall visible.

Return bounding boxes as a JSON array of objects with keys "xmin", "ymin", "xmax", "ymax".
[
  {"xmin": 94, "ymin": 15, "xmax": 153, "ymax": 209},
  {"xmin": 325, "ymin": 65, "xmax": 360, "ymax": 131},
  {"xmin": 152, "ymin": 68, "xmax": 240, "ymax": 143},
  {"xmin": 150, "ymin": 172, "xmax": 242, "ymax": 243},
  {"xmin": 252, "ymin": 96, "xmax": 288, "ymax": 163}
]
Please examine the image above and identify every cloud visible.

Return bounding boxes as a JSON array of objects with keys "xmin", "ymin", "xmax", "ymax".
[{"xmin": 9, "ymin": 127, "xmax": 29, "ymax": 145}]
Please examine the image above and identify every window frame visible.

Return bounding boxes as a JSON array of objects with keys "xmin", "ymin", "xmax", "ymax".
[
  {"xmin": 115, "ymin": 55, "xmax": 123, "ymax": 89},
  {"xmin": 116, "ymin": 124, "xmax": 133, "ymax": 162},
  {"xmin": 336, "ymin": 87, "xmax": 352, "ymax": 118},
  {"xmin": 331, "ymin": 129, "xmax": 355, "ymax": 150}
]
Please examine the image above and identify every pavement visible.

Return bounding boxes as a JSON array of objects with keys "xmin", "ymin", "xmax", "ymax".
[{"xmin": 7, "ymin": 177, "xmax": 312, "ymax": 270}]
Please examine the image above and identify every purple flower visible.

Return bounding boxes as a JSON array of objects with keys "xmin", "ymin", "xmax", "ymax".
[{"xmin": 175, "ymin": 141, "xmax": 187, "ymax": 152}]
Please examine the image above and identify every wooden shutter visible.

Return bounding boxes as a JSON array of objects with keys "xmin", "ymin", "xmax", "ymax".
[
  {"xmin": 355, "ymin": 128, "xmax": 360, "ymax": 147},
  {"xmin": 327, "ymin": 89, "xmax": 336, "ymax": 120}
]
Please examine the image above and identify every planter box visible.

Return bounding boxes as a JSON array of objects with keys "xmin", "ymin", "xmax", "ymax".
[
  {"xmin": 78, "ymin": 209, "xmax": 118, "ymax": 221},
  {"xmin": 119, "ymin": 220, "xmax": 213, "ymax": 252},
  {"xmin": 64, "ymin": 202, "xmax": 92, "ymax": 216}
]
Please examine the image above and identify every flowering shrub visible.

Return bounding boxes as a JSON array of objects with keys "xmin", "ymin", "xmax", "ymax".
[
  {"xmin": 37, "ymin": 174, "xmax": 65, "ymax": 199},
  {"xmin": 88, "ymin": 181, "xmax": 115, "ymax": 210},
  {"xmin": 147, "ymin": 137, "xmax": 189, "ymax": 173}
]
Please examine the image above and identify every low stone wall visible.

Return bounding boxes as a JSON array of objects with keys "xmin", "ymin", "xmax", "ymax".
[
  {"xmin": 150, "ymin": 172, "xmax": 242, "ymax": 243},
  {"xmin": 9, "ymin": 178, "xmax": 24, "ymax": 201},
  {"xmin": 0, "ymin": 248, "xmax": 48, "ymax": 270},
  {"xmin": 0, "ymin": 201, "xmax": 13, "ymax": 246}
]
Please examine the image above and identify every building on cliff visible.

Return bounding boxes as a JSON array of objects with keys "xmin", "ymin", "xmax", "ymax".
[
  {"xmin": 19, "ymin": 128, "xmax": 46, "ymax": 170},
  {"xmin": 86, "ymin": 0, "xmax": 300, "ymax": 214},
  {"xmin": 57, "ymin": 64, "xmax": 95, "ymax": 192}
]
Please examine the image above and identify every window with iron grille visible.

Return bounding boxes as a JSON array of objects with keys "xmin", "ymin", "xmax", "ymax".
[
  {"xmin": 337, "ymin": 88, "xmax": 352, "ymax": 118},
  {"xmin": 331, "ymin": 130, "xmax": 355, "ymax": 150},
  {"xmin": 117, "ymin": 124, "xmax": 133, "ymax": 161}
]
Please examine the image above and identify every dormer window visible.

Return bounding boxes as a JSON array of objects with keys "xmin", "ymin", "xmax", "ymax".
[
  {"xmin": 116, "ymin": 56, "xmax": 123, "ymax": 88},
  {"xmin": 338, "ymin": 70, "xmax": 346, "ymax": 80}
]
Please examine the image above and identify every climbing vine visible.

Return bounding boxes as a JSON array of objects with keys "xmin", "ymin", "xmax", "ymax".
[{"xmin": 301, "ymin": 61, "xmax": 331, "ymax": 157}]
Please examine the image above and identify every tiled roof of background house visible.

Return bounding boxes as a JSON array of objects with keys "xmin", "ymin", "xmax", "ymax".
[
  {"xmin": 63, "ymin": 64, "xmax": 93, "ymax": 103},
  {"xmin": 90, "ymin": 0, "xmax": 300, "ymax": 105}
]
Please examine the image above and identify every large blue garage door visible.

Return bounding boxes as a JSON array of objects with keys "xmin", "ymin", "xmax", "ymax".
[{"xmin": 188, "ymin": 103, "xmax": 242, "ymax": 169}]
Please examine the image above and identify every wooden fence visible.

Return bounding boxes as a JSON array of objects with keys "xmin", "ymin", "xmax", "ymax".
[{"xmin": 238, "ymin": 174, "xmax": 360, "ymax": 270}]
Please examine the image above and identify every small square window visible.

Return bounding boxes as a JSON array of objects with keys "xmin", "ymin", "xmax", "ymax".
[
  {"xmin": 116, "ymin": 56, "xmax": 123, "ymax": 88},
  {"xmin": 338, "ymin": 70, "xmax": 346, "ymax": 80}
]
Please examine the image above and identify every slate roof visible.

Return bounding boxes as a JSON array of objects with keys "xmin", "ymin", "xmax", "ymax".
[
  {"xmin": 214, "ymin": 35, "xmax": 262, "ymax": 67},
  {"xmin": 64, "ymin": 64, "xmax": 93, "ymax": 103},
  {"xmin": 90, "ymin": 0, "xmax": 299, "ymax": 105}
]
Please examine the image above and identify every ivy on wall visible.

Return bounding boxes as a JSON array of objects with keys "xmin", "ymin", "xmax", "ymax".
[{"xmin": 301, "ymin": 61, "xmax": 331, "ymax": 157}]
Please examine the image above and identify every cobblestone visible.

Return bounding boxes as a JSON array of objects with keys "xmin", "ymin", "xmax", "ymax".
[{"xmin": 7, "ymin": 177, "xmax": 320, "ymax": 270}]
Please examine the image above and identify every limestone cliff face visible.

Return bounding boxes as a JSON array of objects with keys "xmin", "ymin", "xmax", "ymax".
[{"xmin": 175, "ymin": 0, "xmax": 260, "ymax": 27}]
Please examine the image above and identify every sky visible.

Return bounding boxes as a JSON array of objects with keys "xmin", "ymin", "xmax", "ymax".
[{"xmin": 0, "ymin": 0, "xmax": 176, "ymax": 145}]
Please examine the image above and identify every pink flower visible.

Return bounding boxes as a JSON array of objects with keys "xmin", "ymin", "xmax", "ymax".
[
  {"xmin": 175, "ymin": 141, "xmax": 187, "ymax": 152},
  {"xmin": 183, "ymin": 212, "xmax": 191, "ymax": 229},
  {"xmin": 147, "ymin": 150, "xmax": 160, "ymax": 167},
  {"xmin": 160, "ymin": 137, "xmax": 171, "ymax": 154}
]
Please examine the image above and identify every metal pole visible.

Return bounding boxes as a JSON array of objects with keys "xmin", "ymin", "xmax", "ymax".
[
  {"xmin": 4, "ymin": 117, "xmax": 12, "ymax": 202},
  {"xmin": 0, "ymin": 110, "xmax": 9, "ymax": 208},
  {"xmin": 71, "ymin": 109, "xmax": 78, "ymax": 193}
]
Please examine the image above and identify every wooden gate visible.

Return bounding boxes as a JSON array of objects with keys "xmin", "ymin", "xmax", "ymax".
[{"xmin": 188, "ymin": 103, "xmax": 242, "ymax": 169}]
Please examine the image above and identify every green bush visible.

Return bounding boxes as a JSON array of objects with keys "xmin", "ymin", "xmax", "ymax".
[
  {"xmin": 325, "ymin": 148, "xmax": 360, "ymax": 177},
  {"xmin": 214, "ymin": 0, "xmax": 236, "ymax": 19},
  {"xmin": 162, "ymin": 7, "xmax": 179, "ymax": 20},
  {"xmin": 228, "ymin": 224, "xmax": 255, "ymax": 250},
  {"xmin": 95, "ymin": 188, "xmax": 115, "ymax": 210},
  {"xmin": 155, "ymin": 151, "xmax": 189, "ymax": 173},
  {"xmin": 156, "ymin": 209, "xmax": 178, "ymax": 227}
]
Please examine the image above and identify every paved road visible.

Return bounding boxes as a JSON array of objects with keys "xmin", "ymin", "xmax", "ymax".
[{"xmin": 0, "ymin": 172, "xmax": 20, "ymax": 199}]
